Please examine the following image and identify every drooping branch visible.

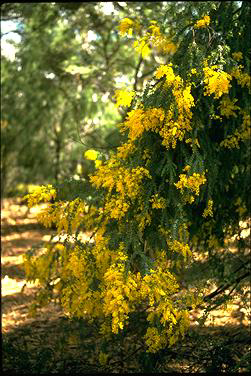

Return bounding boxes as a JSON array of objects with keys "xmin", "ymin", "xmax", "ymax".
[{"xmin": 203, "ymin": 270, "xmax": 249, "ymax": 304}]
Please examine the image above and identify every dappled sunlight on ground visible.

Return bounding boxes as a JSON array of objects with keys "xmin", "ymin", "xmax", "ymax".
[
  {"xmin": 190, "ymin": 299, "xmax": 250, "ymax": 328},
  {"xmin": 1, "ymin": 198, "xmax": 94, "ymax": 335},
  {"xmin": 1, "ymin": 198, "xmax": 61, "ymax": 333},
  {"xmin": 2, "ymin": 275, "xmax": 27, "ymax": 297}
]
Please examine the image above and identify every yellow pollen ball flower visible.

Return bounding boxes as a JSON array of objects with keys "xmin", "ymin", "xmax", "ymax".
[
  {"xmin": 155, "ymin": 64, "xmax": 175, "ymax": 81},
  {"xmin": 203, "ymin": 199, "xmax": 213, "ymax": 218},
  {"xmin": 232, "ymin": 52, "xmax": 243, "ymax": 61},
  {"xmin": 85, "ymin": 149, "xmax": 99, "ymax": 160},
  {"xmin": 119, "ymin": 18, "xmax": 134, "ymax": 36},
  {"xmin": 203, "ymin": 66, "xmax": 232, "ymax": 99},
  {"xmin": 114, "ymin": 90, "xmax": 135, "ymax": 108},
  {"xmin": 194, "ymin": 15, "xmax": 210, "ymax": 29},
  {"xmin": 99, "ymin": 351, "xmax": 109, "ymax": 366}
]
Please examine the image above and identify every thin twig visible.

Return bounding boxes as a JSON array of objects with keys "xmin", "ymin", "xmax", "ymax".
[
  {"xmin": 202, "ymin": 271, "xmax": 249, "ymax": 304},
  {"xmin": 133, "ymin": 56, "xmax": 143, "ymax": 92}
]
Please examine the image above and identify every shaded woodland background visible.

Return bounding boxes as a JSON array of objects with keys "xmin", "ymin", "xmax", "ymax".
[{"xmin": 2, "ymin": 2, "xmax": 176, "ymax": 198}]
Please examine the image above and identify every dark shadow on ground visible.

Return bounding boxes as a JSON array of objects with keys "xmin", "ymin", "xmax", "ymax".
[
  {"xmin": 1, "ymin": 223, "xmax": 47, "ymax": 236},
  {"xmin": 2, "ymin": 308, "xmax": 250, "ymax": 374},
  {"xmin": 183, "ymin": 237, "xmax": 250, "ymax": 287},
  {"xmin": 1, "ymin": 263, "xmax": 26, "ymax": 280},
  {"xmin": 2, "ymin": 289, "xmax": 39, "ymax": 316},
  {"xmin": 1, "ymin": 237, "xmax": 47, "ymax": 256}
]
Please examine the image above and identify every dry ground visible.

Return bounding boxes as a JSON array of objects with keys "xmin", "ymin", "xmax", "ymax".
[{"xmin": 1, "ymin": 198, "xmax": 250, "ymax": 373}]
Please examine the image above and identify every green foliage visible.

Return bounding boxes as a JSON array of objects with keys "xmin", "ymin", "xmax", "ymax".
[{"xmin": 2, "ymin": 2, "xmax": 169, "ymax": 196}]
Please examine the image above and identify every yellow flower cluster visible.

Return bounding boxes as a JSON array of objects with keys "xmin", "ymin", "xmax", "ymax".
[
  {"xmin": 143, "ymin": 107, "xmax": 166, "ymax": 131},
  {"xmin": 24, "ymin": 186, "xmax": 195, "ymax": 352},
  {"xmin": 24, "ymin": 188, "xmax": 99, "ymax": 235},
  {"xmin": 234, "ymin": 197, "xmax": 247, "ymax": 217},
  {"xmin": 155, "ymin": 63, "xmax": 177, "ymax": 83},
  {"xmin": 158, "ymin": 225, "xmax": 191, "ymax": 258},
  {"xmin": 114, "ymin": 65, "xmax": 195, "ymax": 154},
  {"xmin": 85, "ymin": 149, "xmax": 99, "ymax": 160},
  {"xmin": 167, "ymin": 239, "xmax": 192, "ymax": 260},
  {"xmin": 202, "ymin": 199, "xmax": 213, "ymax": 218},
  {"xmin": 148, "ymin": 21, "xmax": 177, "ymax": 54},
  {"xmin": 150, "ymin": 194, "xmax": 167, "ymax": 209},
  {"xmin": 93, "ymin": 241, "xmax": 135, "ymax": 334},
  {"xmin": 145, "ymin": 307, "xmax": 190, "ymax": 352},
  {"xmin": 99, "ymin": 351, "xmax": 109, "ymax": 366},
  {"xmin": 132, "ymin": 20, "xmax": 177, "ymax": 59},
  {"xmin": 232, "ymin": 52, "xmax": 243, "ymax": 61},
  {"xmin": 183, "ymin": 165, "xmax": 191, "ymax": 172},
  {"xmin": 59, "ymin": 233, "xmax": 192, "ymax": 351},
  {"xmin": 219, "ymin": 96, "xmax": 240, "ymax": 118},
  {"xmin": 121, "ymin": 107, "xmax": 165, "ymax": 142},
  {"xmin": 144, "ymin": 327, "xmax": 167, "ymax": 352},
  {"xmin": 135, "ymin": 208, "xmax": 152, "ymax": 233},
  {"xmin": 114, "ymin": 90, "xmax": 135, "ymax": 108},
  {"xmin": 120, "ymin": 108, "xmax": 145, "ymax": 141},
  {"xmin": 102, "ymin": 249, "xmax": 133, "ymax": 333},
  {"xmin": 45, "ymin": 200, "xmax": 98, "ymax": 234},
  {"xmin": 95, "ymin": 160, "xmax": 102, "ymax": 168},
  {"xmin": 103, "ymin": 199, "xmax": 130, "ymax": 220},
  {"xmin": 154, "ymin": 64, "xmax": 195, "ymax": 149},
  {"xmin": 142, "ymin": 266, "xmax": 179, "ymax": 307},
  {"xmin": 241, "ymin": 111, "xmax": 251, "ymax": 134},
  {"xmin": 194, "ymin": 15, "xmax": 210, "ymax": 29},
  {"xmin": 121, "ymin": 95, "xmax": 194, "ymax": 150},
  {"xmin": 185, "ymin": 138, "xmax": 200, "ymax": 148},
  {"xmin": 119, "ymin": 18, "xmax": 139, "ymax": 36},
  {"xmin": 24, "ymin": 184, "xmax": 56, "ymax": 208},
  {"xmin": 23, "ymin": 241, "xmax": 76, "ymax": 292},
  {"xmin": 23, "ymin": 245, "xmax": 53, "ymax": 285},
  {"xmin": 90, "ymin": 159, "xmax": 152, "ymax": 220},
  {"xmin": 116, "ymin": 140, "xmax": 136, "ymax": 159},
  {"xmin": 203, "ymin": 65, "xmax": 232, "ymax": 99},
  {"xmin": 92, "ymin": 232, "xmax": 121, "ymax": 278},
  {"xmin": 220, "ymin": 110, "xmax": 251, "ymax": 148},
  {"xmin": 147, "ymin": 269, "xmax": 190, "ymax": 339},
  {"xmin": 174, "ymin": 172, "xmax": 207, "ymax": 200},
  {"xmin": 62, "ymin": 247, "xmax": 103, "ymax": 319},
  {"xmin": 37, "ymin": 201, "xmax": 69, "ymax": 233},
  {"xmin": 172, "ymin": 84, "xmax": 194, "ymax": 123},
  {"xmin": 231, "ymin": 65, "xmax": 251, "ymax": 92},
  {"xmin": 220, "ymin": 134, "xmax": 239, "ymax": 149},
  {"xmin": 133, "ymin": 38, "xmax": 151, "ymax": 59},
  {"xmin": 143, "ymin": 148, "xmax": 151, "ymax": 161}
]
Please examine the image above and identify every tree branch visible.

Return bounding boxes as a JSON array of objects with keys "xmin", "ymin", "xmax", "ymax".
[
  {"xmin": 113, "ymin": 2, "xmax": 126, "ymax": 13},
  {"xmin": 202, "ymin": 271, "xmax": 249, "ymax": 303},
  {"xmin": 1, "ymin": 30, "xmax": 22, "ymax": 37},
  {"xmin": 133, "ymin": 56, "xmax": 143, "ymax": 92}
]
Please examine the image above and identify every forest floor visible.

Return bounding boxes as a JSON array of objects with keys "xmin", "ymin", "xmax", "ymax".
[{"xmin": 1, "ymin": 198, "xmax": 250, "ymax": 374}]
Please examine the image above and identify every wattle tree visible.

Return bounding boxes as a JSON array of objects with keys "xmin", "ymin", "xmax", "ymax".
[{"xmin": 23, "ymin": 1, "xmax": 250, "ymax": 367}]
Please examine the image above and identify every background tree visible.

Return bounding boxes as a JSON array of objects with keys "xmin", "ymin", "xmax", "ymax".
[{"xmin": 1, "ymin": 2, "xmax": 171, "ymax": 198}]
